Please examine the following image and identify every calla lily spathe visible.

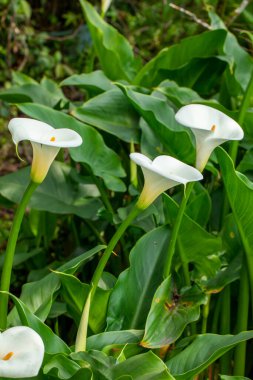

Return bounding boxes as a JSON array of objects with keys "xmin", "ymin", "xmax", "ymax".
[
  {"xmin": 0, "ymin": 326, "xmax": 44, "ymax": 378},
  {"xmin": 130, "ymin": 153, "xmax": 203, "ymax": 209},
  {"xmin": 8, "ymin": 118, "xmax": 82, "ymax": 183},
  {"xmin": 175, "ymin": 104, "xmax": 244, "ymax": 172}
]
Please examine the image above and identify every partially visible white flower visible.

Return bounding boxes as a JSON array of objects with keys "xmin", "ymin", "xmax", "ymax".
[
  {"xmin": 8, "ymin": 118, "xmax": 82, "ymax": 184},
  {"xmin": 101, "ymin": 0, "xmax": 112, "ymax": 15},
  {"xmin": 0, "ymin": 326, "xmax": 44, "ymax": 378},
  {"xmin": 130, "ymin": 153, "xmax": 203, "ymax": 209},
  {"xmin": 175, "ymin": 104, "xmax": 244, "ymax": 171}
]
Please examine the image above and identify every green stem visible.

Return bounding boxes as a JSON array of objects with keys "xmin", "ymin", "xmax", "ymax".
[
  {"xmin": 220, "ymin": 286, "xmax": 231, "ymax": 374},
  {"xmin": 92, "ymin": 174, "xmax": 129, "ymax": 265},
  {"xmin": 211, "ymin": 295, "xmax": 221, "ymax": 334},
  {"xmin": 91, "ymin": 204, "xmax": 141, "ymax": 299},
  {"xmin": 0, "ymin": 181, "xmax": 38, "ymax": 330},
  {"xmin": 233, "ymin": 262, "xmax": 249, "ymax": 376},
  {"xmin": 75, "ymin": 203, "xmax": 142, "ymax": 352},
  {"xmin": 177, "ymin": 239, "xmax": 191, "ymax": 286},
  {"xmin": 163, "ymin": 182, "xmax": 194, "ymax": 278},
  {"xmin": 201, "ymin": 294, "xmax": 211, "ymax": 334}
]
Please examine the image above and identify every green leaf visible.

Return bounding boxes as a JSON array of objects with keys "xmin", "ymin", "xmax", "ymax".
[
  {"xmin": 18, "ymin": 103, "xmax": 126, "ymax": 191},
  {"xmin": 154, "ymin": 80, "xmax": 203, "ymax": 107},
  {"xmin": 79, "ymin": 0, "xmax": 139, "ymax": 81},
  {"xmin": 0, "ymin": 78, "xmax": 67, "ymax": 107},
  {"xmin": 55, "ymin": 272, "xmax": 88, "ymax": 325},
  {"xmin": 107, "ymin": 226, "xmax": 170, "ymax": 331},
  {"xmin": 43, "ymin": 354, "xmax": 81, "ymax": 379},
  {"xmin": 12, "ymin": 71, "xmax": 37, "ymax": 85},
  {"xmin": 117, "ymin": 84, "xmax": 194, "ymax": 163},
  {"xmin": 71, "ymin": 350, "xmax": 115, "ymax": 380},
  {"xmin": 202, "ymin": 255, "xmax": 241, "ymax": 292},
  {"xmin": 141, "ymin": 277, "xmax": 200, "ymax": 348},
  {"xmin": 209, "ymin": 11, "xmax": 253, "ymax": 92},
  {"xmin": 217, "ymin": 148, "xmax": 253, "ymax": 295},
  {"xmin": 134, "ymin": 29, "xmax": 227, "ymax": 87},
  {"xmin": 60, "ymin": 70, "xmax": 114, "ymax": 94},
  {"xmin": 56, "ymin": 271, "xmax": 110, "ymax": 333},
  {"xmin": 184, "ymin": 183, "xmax": 211, "ymax": 227},
  {"xmin": 8, "ymin": 293, "xmax": 70, "ymax": 354},
  {"xmin": 86, "ymin": 330, "xmax": 144, "ymax": 351},
  {"xmin": 73, "ymin": 88, "xmax": 140, "ymax": 143},
  {"xmin": 166, "ymin": 331, "xmax": 253, "ymax": 379},
  {"xmin": 8, "ymin": 245, "xmax": 104, "ymax": 324},
  {"xmin": 0, "ymin": 163, "xmax": 102, "ymax": 219},
  {"xmin": 112, "ymin": 351, "xmax": 175, "ymax": 380}
]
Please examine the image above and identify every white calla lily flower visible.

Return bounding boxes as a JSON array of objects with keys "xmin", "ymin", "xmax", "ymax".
[
  {"xmin": 8, "ymin": 118, "xmax": 82, "ymax": 183},
  {"xmin": 0, "ymin": 326, "xmax": 44, "ymax": 378},
  {"xmin": 130, "ymin": 153, "xmax": 203, "ymax": 209},
  {"xmin": 175, "ymin": 104, "xmax": 244, "ymax": 172}
]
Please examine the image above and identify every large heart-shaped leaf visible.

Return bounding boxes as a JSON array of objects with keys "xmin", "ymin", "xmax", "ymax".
[
  {"xmin": 134, "ymin": 29, "xmax": 227, "ymax": 87},
  {"xmin": 107, "ymin": 226, "xmax": 170, "ymax": 331},
  {"xmin": 73, "ymin": 88, "xmax": 140, "ymax": 143}
]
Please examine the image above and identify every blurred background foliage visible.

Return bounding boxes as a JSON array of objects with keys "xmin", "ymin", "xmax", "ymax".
[{"xmin": 0, "ymin": 0, "xmax": 252, "ymax": 87}]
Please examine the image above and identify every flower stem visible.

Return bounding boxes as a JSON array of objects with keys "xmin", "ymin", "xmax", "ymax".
[
  {"xmin": 75, "ymin": 203, "xmax": 142, "ymax": 352},
  {"xmin": 201, "ymin": 294, "xmax": 210, "ymax": 334},
  {"xmin": 90, "ymin": 204, "xmax": 141, "ymax": 299},
  {"xmin": 163, "ymin": 182, "xmax": 194, "ymax": 278},
  {"xmin": 220, "ymin": 286, "xmax": 231, "ymax": 374},
  {"xmin": 233, "ymin": 261, "xmax": 249, "ymax": 376},
  {"xmin": 177, "ymin": 239, "xmax": 191, "ymax": 286},
  {"xmin": 0, "ymin": 181, "xmax": 38, "ymax": 330}
]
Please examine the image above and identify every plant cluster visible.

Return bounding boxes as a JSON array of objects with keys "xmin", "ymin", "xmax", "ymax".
[{"xmin": 0, "ymin": 1, "xmax": 253, "ymax": 379}]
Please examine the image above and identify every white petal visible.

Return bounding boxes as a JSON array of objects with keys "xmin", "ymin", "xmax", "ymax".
[
  {"xmin": 130, "ymin": 153, "xmax": 153, "ymax": 168},
  {"xmin": 175, "ymin": 104, "xmax": 243, "ymax": 140},
  {"xmin": 8, "ymin": 118, "xmax": 82, "ymax": 147},
  {"xmin": 152, "ymin": 155, "xmax": 203, "ymax": 183},
  {"xmin": 34, "ymin": 128, "xmax": 82, "ymax": 148},
  {"xmin": 8, "ymin": 118, "xmax": 54, "ymax": 145},
  {"xmin": 0, "ymin": 326, "xmax": 44, "ymax": 378},
  {"xmin": 130, "ymin": 153, "xmax": 203, "ymax": 208}
]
